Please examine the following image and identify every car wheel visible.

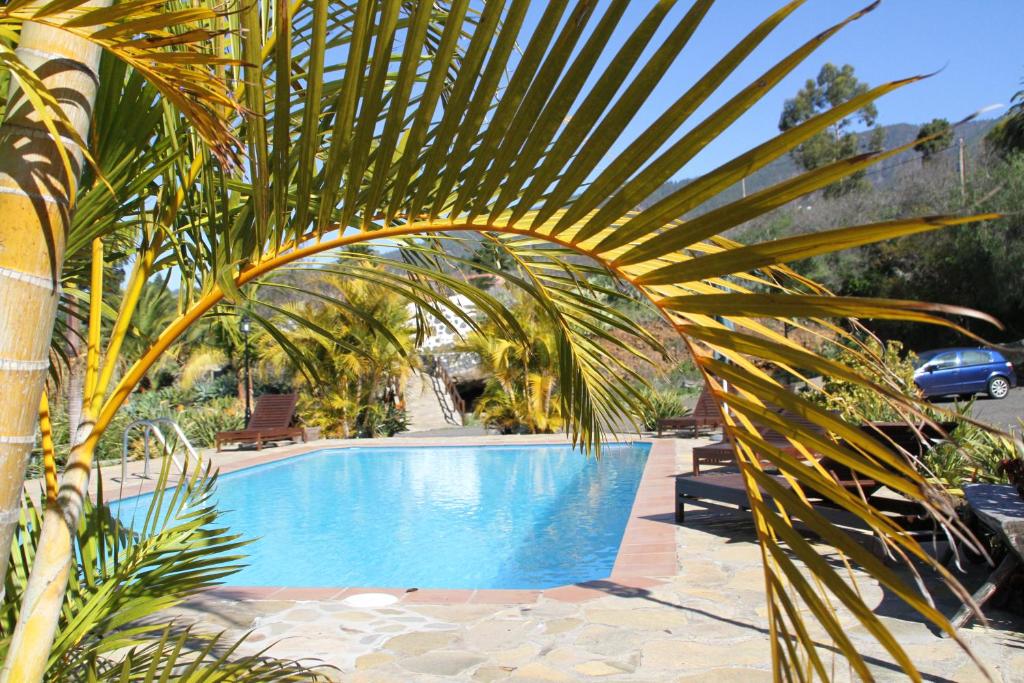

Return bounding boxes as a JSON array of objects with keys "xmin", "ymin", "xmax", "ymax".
[{"xmin": 987, "ymin": 376, "xmax": 1010, "ymax": 399}]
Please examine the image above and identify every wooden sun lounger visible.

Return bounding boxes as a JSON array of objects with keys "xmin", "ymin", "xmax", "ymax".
[
  {"xmin": 657, "ymin": 386, "xmax": 722, "ymax": 437},
  {"xmin": 677, "ymin": 418, "xmax": 954, "ymax": 536},
  {"xmin": 215, "ymin": 393, "xmax": 305, "ymax": 452},
  {"xmin": 674, "ymin": 470, "xmax": 868, "ymax": 526},
  {"xmin": 690, "ymin": 410, "xmax": 830, "ymax": 475}
]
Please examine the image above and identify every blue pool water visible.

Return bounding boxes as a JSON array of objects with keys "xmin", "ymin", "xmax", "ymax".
[{"xmin": 112, "ymin": 443, "xmax": 650, "ymax": 589}]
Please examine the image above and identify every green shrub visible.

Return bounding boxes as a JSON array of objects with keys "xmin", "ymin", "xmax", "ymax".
[
  {"xmin": 32, "ymin": 388, "xmax": 246, "ymax": 478},
  {"xmin": 662, "ymin": 360, "xmax": 702, "ymax": 388},
  {"xmin": 357, "ymin": 404, "xmax": 408, "ymax": 438},
  {"xmin": 808, "ymin": 338, "xmax": 919, "ymax": 423},
  {"xmin": 179, "ymin": 397, "xmax": 246, "ymax": 448},
  {"xmin": 638, "ymin": 387, "xmax": 693, "ymax": 431},
  {"xmin": 922, "ymin": 410, "xmax": 1022, "ymax": 487}
]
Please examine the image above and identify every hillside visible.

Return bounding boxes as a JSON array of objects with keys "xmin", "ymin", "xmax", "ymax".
[{"xmin": 638, "ymin": 119, "xmax": 996, "ymax": 215}]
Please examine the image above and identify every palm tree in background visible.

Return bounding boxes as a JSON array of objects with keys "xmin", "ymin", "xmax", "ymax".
[
  {"xmin": 0, "ymin": 1, "xmax": 1009, "ymax": 679},
  {"xmin": 462, "ymin": 295, "xmax": 564, "ymax": 434},
  {"xmin": 258, "ymin": 265, "xmax": 419, "ymax": 438}
]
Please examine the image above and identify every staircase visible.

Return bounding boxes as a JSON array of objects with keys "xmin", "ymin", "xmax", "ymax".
[{"xmin": 404, "ymin": 371, "xmax": 462, "ymax": 431}]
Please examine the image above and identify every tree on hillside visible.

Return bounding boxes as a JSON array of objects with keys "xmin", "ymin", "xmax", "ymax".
[
  {"xmin": 987, "ymin": 79, "xmax": 1024, "ymax": 157},
  {"xmin": 779, "ymin": 62, "xmax": 884, "ymax": 196},
  {"xmin": 915, "ymin": 118, "xmax": 953, "ymax": 161}
]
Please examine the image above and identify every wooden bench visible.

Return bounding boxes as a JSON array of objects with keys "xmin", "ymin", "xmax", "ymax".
[{"xmin": 950, "ymin": 484, "xmax": 1024, "ymax": 629}]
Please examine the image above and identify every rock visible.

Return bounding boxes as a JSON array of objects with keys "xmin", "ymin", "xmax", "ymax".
[
  {"xmin": 282, "ymin": 608, "xmax": 321, "ymax": 621},
  {"xmin": 354, "ymin": 652, "xmax": 394, "ymax": 670},
  {"xmin": 574, "ymin": 625, "xmax": 645, "ymax": 657},
  {"xmin": 332, "ymin": 610, "xmax": 376, "ymax": 622},
  {"xmin": 490, "ymin": 644, "xmax": 539, "ymax": 666},
  {"xmin": 541, "ymin": 647, "xmax": 586, "ymax": 666},
  {"xmin": 583, "ymin": 608, "xmax": 688, "ymax": 630},
  {"xmin": 474, "ymin": 666, "xmax": 515, "ymax": 682},
  {"xmin": 509, "ymin": 662, "xmax": 572, "ymax": 681},
  {"xmin": 463, "ymin": 619, "xmax": 537, "ymax": 650},
  {"xmin": 399, "ymin": 650, "xmax": 486, "ymax": 676},
  {"xmin": 542, "ymin": 617, "xmax": 582, "ymax": 635},
  {"xmin": 640, "ymin": 638, "xmax": 768, "ymax": 671},
  {"xmin": 383, "ymin": 630, "xmax": 457, "ymax": 655},
  {"xmin": 574, "ymin": 660, "xmax": 631, "ymax": 676},
  {"xmin": 673, "ymin": 667, "xmax": 773, "ymax": 682},
  {"xmin": 676, "ymin": 560, "xmax": 729, "ymax": 586}
]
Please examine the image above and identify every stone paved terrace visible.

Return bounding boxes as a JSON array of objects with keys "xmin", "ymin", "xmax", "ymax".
[{"xmin": 53, "ymin": 435, "xmax": 1024, "ymax": 681}]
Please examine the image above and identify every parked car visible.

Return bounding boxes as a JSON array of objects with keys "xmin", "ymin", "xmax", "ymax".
[{"xmin": 913, "ymin": 347, "xmax": 1017, "ymax": 400}]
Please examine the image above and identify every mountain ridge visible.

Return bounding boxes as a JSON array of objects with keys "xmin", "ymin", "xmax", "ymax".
[{"xmin": 638, "ymin": 118, "xmax": 996, "ymax": 214}]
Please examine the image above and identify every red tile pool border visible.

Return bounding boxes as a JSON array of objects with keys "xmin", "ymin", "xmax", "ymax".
[{"xmin": 118, "ymin": 437, "xmax": 679, "ymax": 605}]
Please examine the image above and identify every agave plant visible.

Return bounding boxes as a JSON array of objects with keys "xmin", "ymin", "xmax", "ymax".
[{"xmin": 0, "ymin": 0, "xmax": 1009, "ymax": 680}]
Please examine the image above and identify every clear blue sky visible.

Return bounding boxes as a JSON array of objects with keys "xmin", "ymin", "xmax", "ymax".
[{"xmin": 523, "ymin": 1, "xmax": 1023, "ymax": 179}]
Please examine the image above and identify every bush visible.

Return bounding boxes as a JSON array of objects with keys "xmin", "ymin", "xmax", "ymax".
[
  {"xmin": 807, "ymin": 338, "xmax": 920, "ymax": 423},
  {"xmin": 189, "ymin": 373, "xmax": 239, "ymax": 402},
  {"xmin": 357, "ymin": 404, "xmax": 408, "ymax": 438},
  {"xmin": 33, "ymin": 387, "xmax": 247, "ymax": 478},
  {"xmin": 638, "ymin": 387, "xmax": 694, "ymax": 431},
  {"xmin": 922, "ymin": 409, "xmax": 1023, "ymax": 488},
  {"xmin": 662, "ymin": 360, "xmax": 702, "ymax": 388},
  {"xmin": 179, "ymin": 397, "xmax": 246, "ymax": 448}
]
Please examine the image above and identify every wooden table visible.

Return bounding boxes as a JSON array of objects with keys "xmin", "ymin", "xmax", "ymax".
[{"xmin": 950, "ymin": 483, "xmax": 1024, "ymax": 629}]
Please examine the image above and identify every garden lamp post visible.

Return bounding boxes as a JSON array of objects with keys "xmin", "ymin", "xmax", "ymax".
[{"xmin": 241, "ymin": 314, "xmax": 252, "ymax": 423}]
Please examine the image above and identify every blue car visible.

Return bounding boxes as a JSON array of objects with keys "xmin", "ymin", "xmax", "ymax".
[{"xmin": 913, "ymin": 347, "xmax": 1017, "ymax": 400}]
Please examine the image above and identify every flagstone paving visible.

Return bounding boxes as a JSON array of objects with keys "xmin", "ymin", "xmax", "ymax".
[{"xmin": 160, "ymin": 437, "xmax": 1024, "ymax": 682}]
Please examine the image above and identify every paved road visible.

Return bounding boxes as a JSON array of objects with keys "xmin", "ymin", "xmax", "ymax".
[{"xmin": 931, "ymin": 386, "xmax": 1024, "ymax": 432}]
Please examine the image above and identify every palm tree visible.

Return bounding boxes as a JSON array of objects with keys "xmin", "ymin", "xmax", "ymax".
[
  {"xmin": 0, "ymin": 4, "xmax": 239, "ymax": 607},
  {"xmin": 0, "ymin": 1, "xmax": 1008, "ymax": 679},
  {"xmin": 258, "ymin": 264, "xmax": 420, "ymax": 438},
  {"xmin": 462, "ymin": 295, "xmax": 564, "ymax": 434}
]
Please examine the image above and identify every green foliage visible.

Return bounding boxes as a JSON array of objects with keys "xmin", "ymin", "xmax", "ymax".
[
  {"xmin": 466, "ymin": 240, "xmax": 511, "ymax": 289},
  {"xmin": 36, "ymin": 388, "xmax": 245, "ymax": 474},
  {"xmin": 731, "ymin": 141, "xmax": 1024, "ymax": 349},
  {"xmin": 462, "ymin": 295, "xmax": 563, "ymax": 434},
  {"xmin": 637, "ymin": 387, "xmax": 692, "ymax": 431},
  {"xmin": 808, "ymin": 340, "xmax": 1020, "ymax": 489},
  {"xmin": 808, "ymin": 338, "xmax": 920, "ymax": 422},
  {"xmin": 260, "ymin": 264, "xmax": 417, "ymax": 439},
  {"xmin": 662, "ymin": 360, "xmax": 703, "ymax": 389},
  {"xmin": 358, "ymin": 404, "xmax": 409, "ymax": 438},
  {"xmin": 2, "ymin": 460, "xmax": 327, "ymax": 680},
  {"xmin": 180, "ymin": 396, "xmax": 247, "ymax": 447},
  {"xmin": 915, "ymin": 118, "xmax": 953, "ymax": 161},
  {"xmin": 779, "ymin": 62, "xmax": 883, "ymax": 197},
  {"xmin": 922, "ymin": 410, "xmax": 1022, "ymax": 488},
  {"xmin": 987, "ymin": 78, "xmax": 1024, "ymax": 157},
  {"xmin": 854, "ymin": 154, "xmax": 1024, "ymax": 346}
]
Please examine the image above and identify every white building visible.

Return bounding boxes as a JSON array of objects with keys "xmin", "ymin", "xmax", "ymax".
[{"xmin": 407, "ymin": 294, "xmax": 479, "ymax": 352}]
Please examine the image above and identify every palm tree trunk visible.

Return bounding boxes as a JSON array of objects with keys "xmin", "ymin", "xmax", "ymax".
[{"xmin": 0, "ymin": 8, "xmax": 108, "ymax": 681}]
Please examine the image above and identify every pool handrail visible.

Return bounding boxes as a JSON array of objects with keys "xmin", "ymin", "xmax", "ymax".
[{"xmin": 121, "ymin": 418, "xmax": 201, "ymax": 482}]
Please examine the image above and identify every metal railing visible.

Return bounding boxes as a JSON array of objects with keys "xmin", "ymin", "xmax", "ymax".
[
  {"xmin": 121, "ymin": 418, "xmax": 201, "ymax": 482},
  {"xmin": 434, "ymin": 361, "xmax": 466, "ymax": 417},
  {"xmin": 421, "ymin": 355, "xmax": 466, "ymax": 424}
]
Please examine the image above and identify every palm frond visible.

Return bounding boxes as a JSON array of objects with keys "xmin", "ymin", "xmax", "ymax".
[{"xmin": 19, "ymin": 2, "xmax": 1010, "ymax": 679}]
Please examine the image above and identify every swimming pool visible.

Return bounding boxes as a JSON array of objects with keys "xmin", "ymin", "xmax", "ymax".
[{"xmin": 113, "ymin": 442, "xmax": 650, "ymax": 589}]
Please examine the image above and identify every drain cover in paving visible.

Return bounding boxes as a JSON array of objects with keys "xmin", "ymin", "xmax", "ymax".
[{"xmin": 342, "ymin": 592, "xmax": 399, "ymax": 608}]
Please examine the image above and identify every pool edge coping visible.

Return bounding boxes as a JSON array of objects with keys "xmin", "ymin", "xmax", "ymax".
[{"xmin": 117, "ymin": 437, "xmax": 679, "ymax": 605}]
